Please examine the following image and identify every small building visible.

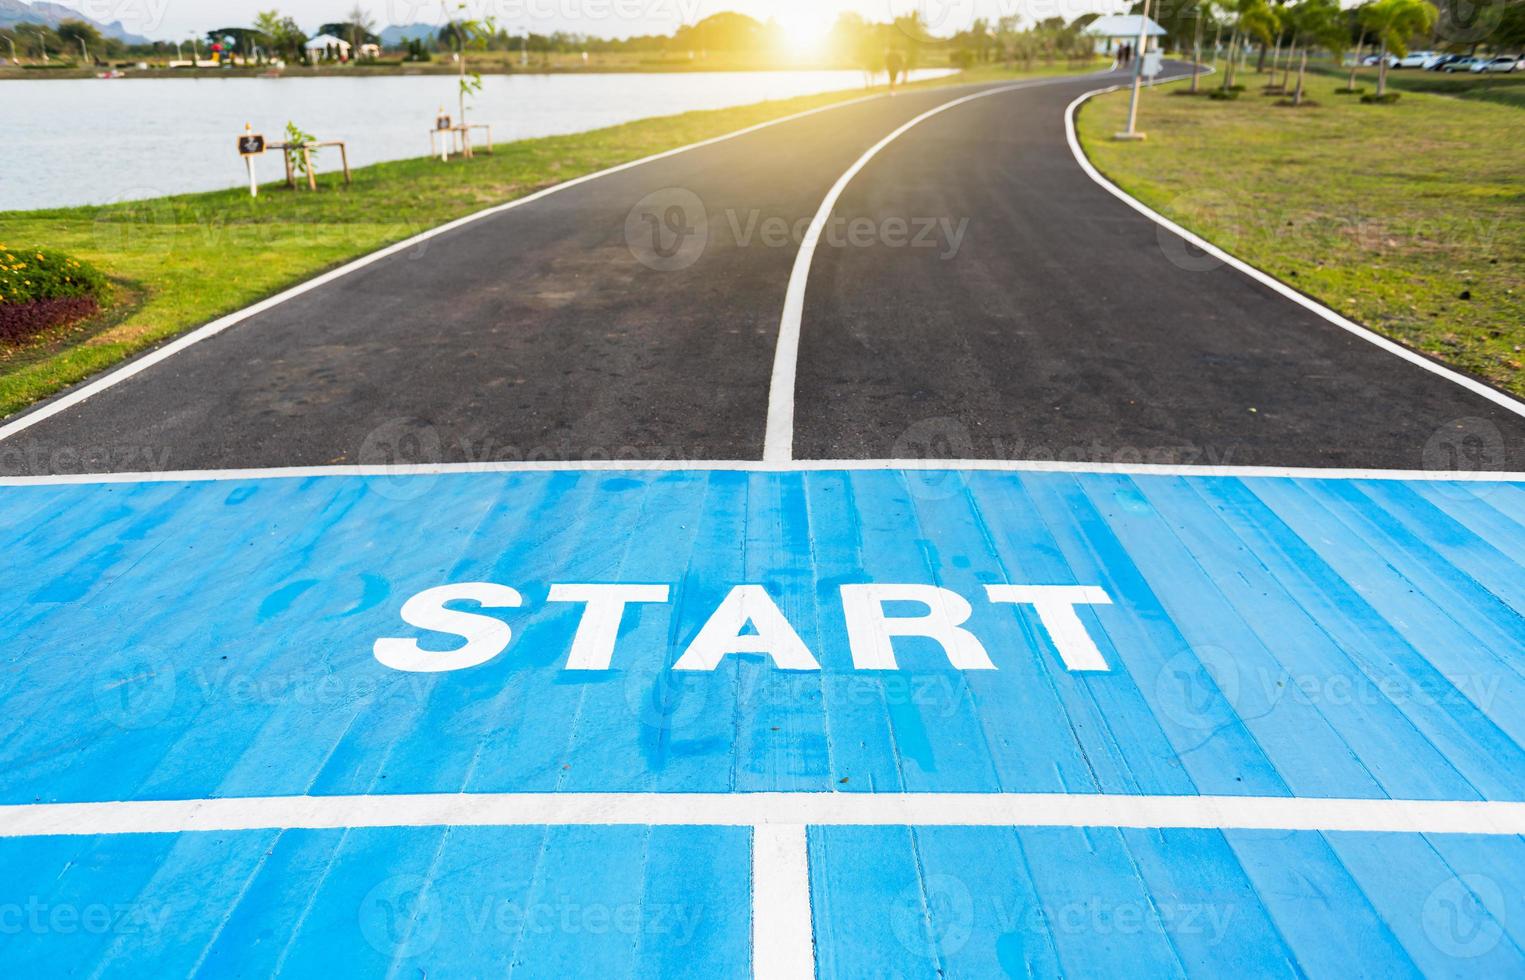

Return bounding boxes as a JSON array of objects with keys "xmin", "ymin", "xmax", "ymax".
[
  {"xmin": 1083, "ymin": 15, "xmax": 1167, "ymax": 54},
  {"xmin": 303, "ymin": 33, "xmax": 352, "ymax": 61}
]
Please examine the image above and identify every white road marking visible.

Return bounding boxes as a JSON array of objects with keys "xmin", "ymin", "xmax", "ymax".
[
  {"xmin": 1064, "ymin": 81, "xmax": 1525, "ymax": 420},
  {"xmin": 752, "ymin": 824, "xmax": 815, "ymax": 980},
  {"xmin": 762, "ymin": 70, "xmax": 1119, "ymax": 463},
  {"xmin": 4, "ymin": 792, "xmax": 1523, "ymax": 838},
  {"xmin": 0, "ymin": 83, "xmax": 962, "ymax": 445},
  {"xmin": 1, "ymin": 458, "xmax": 1519, "ymax": 488}
]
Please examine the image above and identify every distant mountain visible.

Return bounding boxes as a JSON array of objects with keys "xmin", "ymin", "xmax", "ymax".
[
  {"xmin": 380, "ymin": 23, "xmax": 440, "ymax": 47},
  {"xmin": 0, "ymin": 0, "xmax": 152, "ymax": 44}
]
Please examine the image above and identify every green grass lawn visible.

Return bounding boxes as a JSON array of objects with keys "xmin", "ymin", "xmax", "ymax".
[
  {"xmin": 1078, "ymin": 76, "xmax": 1525, "ymax": 398},
  {"xmin": 0, "ymin": 59, "xmax": 1100, "ymax": 419}
]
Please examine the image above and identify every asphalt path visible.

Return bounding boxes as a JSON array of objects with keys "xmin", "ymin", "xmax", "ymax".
[{"xmin": 2, "ymin": 63, "xmax": 1522, "ymax": 475}]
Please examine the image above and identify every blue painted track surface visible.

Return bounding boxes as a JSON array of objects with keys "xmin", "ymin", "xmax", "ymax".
[{"xmin": 2, "ymin": 468, "xmax": 1523, "ymax": 974}]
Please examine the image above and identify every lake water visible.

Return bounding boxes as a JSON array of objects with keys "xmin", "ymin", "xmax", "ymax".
[{"xmin": 0, "ymin": 69, "xmax": 956, "ymax": 212}]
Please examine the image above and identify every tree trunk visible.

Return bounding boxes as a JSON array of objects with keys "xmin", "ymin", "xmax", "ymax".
[
  {"xmin": 1348, "ymin": 30, "xmax": 1367, "ymax": 89},
  {"xmin": 1191, "ymin": 9, "xmax": 1203, "ymax": 92},
  {"xmin": 1293, "ymin": 47, "xmax": 1307, "ymax": 104},
  {"xmin": 1269, "ymin": 36, "xmax": 1281, "ymax": 82},
  {"xmin": 1377, "ymin": 40, "xmax": 1388, "ymax": 95}
]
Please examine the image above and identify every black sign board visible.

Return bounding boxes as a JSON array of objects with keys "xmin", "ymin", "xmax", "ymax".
[
  {"xmin": 238, "ymin": 134, "xmax": 266, "ymax": 156},
  {"xmin": 436, "ymin": 115, "xmax": 453, "ymax": 131}
]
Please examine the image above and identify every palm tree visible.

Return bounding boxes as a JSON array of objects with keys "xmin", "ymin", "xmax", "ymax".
[
  {"xmin": 1217, "ymin": 0, "xmax": 1280, "ymax": 90},
  {"xmin": 1285, "ymin": 0, "xmax": 1342, "ymax": 104},
  {"xmin": 1359, "ymin": 0, "xmax": 1438, "ymax": 97},
  {"xmin": 1346, "ymin": 26, "xmax": 1369, "ymax": 91}
]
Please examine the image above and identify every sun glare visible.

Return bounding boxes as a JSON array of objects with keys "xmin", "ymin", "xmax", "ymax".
[{"xmin": 776, "ymin": 12, "xmax": 834, "ymax": 56}]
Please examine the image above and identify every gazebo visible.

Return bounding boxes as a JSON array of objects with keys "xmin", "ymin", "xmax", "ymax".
[
  {"xmin": 303, "ymin": 33, "xmax": 352, "ymax": 61},
  {"xmin": 1083, "ymin": 15, "xmax": 1167, "ymax": 54}
]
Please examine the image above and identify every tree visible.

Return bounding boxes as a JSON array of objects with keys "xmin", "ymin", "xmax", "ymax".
[
  {"xmin": 440, "ymin": 6, "xmax": 497, "ymax": 134},
  {"xmin": 54, "ymin": 19, "xmax": 101, "ymax": 62},
  {"xmin": 1360, "ymin": 0, "xmax": 1438, "ymax": 96},
  {"xmin": 1215, "ymin": 0, "xmax": 1280, "ymax": 90},
  {"xmin": 253, "ymin": 10, "xmax": 306, "ymax": 63},
  {"xmin": 1285, "ymin": 0, "xmax": 1342, "ymax": 104}
]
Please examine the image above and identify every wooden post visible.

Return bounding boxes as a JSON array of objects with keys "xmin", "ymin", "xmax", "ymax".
[
  {"xmin": 283, "ymin": 146, "xmax": 295, "ymax": 188},
  {"xmin": 338, "ymin": 142, "xmax": 351, "ymax": 185},
  {"xmin": 302, "ymin": 146, "xmax": 316, "ymax": 191}
]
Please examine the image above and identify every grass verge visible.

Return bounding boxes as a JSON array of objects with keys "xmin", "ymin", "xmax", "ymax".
[
  {"xmin": 1078, "ymin": 77, "xmax": 1524, "ymax": 398},
  {"xmin": 0, "ymin": 60, "xmax": 1099, "ymax": 420}
]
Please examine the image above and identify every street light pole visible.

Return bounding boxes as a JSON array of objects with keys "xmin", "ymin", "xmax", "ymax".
[{"xmin": 1115, "ymin": 0, "xmax": 1154, "ymax": 140}]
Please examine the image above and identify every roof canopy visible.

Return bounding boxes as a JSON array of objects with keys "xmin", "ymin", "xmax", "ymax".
[
  {"xmin": 1083, "ymin": 15, "xmax": 1168, "ymax": 37},
  {"xmin": 304, "ymin": 34, "xmax": 352, "ymax": 50}
]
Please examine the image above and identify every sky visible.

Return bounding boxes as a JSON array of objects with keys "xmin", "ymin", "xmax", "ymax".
[{"xmin": 48, "ymin": 0, "xmax": 1127, "ymax": 42}]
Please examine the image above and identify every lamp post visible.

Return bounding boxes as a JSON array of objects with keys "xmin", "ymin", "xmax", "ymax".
[{"xmin": 1115, "ymin": 0, "xmax": 1154, "ymax": 140}]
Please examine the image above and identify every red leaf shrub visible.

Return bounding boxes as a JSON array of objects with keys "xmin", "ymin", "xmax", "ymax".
[{"xmin": 0, "ymin": 296, "xmax": 101, "ymax": 345}]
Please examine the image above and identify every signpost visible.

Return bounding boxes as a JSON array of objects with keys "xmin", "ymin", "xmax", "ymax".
[
  {"xmin": 430, "ymin": 110, "xmax": 494, "ymax": 162},
  {"xmin": 235, "ymin": 125, "xmax": 349, "ymax": 195},
  {"xmin": 435, "ymin": 109, "xmax": 452, "ymax": 162},
  {"xmin": 237, "ymin": 123, "xmax": 266, "ymax": 197}
]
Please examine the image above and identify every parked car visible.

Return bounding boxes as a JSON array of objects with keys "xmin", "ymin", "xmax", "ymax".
[
  {"xmin": 1394, "ymin": 51, "xmax": 1434, "ymax": 68},
  {"xmin": 1423, "ymin": 53, "xmax": 1461, "ymax": 70},
  {"xmin": 1471, "ymin": 55, "xmax": 1519, "ymax": 72},
  {"xmin": 1443, "ymin": 56, "xmax": 1486, "ymax": 72},
  {"xmin": 1361, "ymin": 54, "xmax": 1388, "ymax": 66}
]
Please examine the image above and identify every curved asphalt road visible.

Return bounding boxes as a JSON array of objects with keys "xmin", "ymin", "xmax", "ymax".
[{"xmin": 1, "ymin": 63, "xmax": 1522, "ymax": 475}]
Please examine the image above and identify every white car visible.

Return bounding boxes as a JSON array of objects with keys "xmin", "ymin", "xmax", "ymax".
[
  {"xmin": 1443, "ymin": 56, "xmax": 1486, "ymax": 72},
  {"xmin": 1421, "ymin": 53, "xmax": 1454, "ymax": 69},
  {"xmin": 1471, "ymin": 55, "xmax": 1519, "ymax": 73},
  {"xmin": 1393, "ymin": 51, "xmax": 1434, "ymax": 68}
]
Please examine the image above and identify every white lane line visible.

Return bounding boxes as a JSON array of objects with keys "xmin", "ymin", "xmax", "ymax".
[
  {"xmin": 0, "ymin": 84, "xmax": 945, "ymax": 445},
  {"xmin": 2, "ymin": 458, "xmax": 1520, "ymax": 487},
  {"xmin": 762, "ymin": 70, "xmax": 1120, "ymax": 463},
  {"xmin": 1063, "ymin": 83, "xmax": 1525, "ymax": 420},
  {"xmin": 5, "ymin": 792, "xmax": 1523, "ymax": 838},
  {"xmin": 752, "ymin": 824, "xmax": 815, "ymax": 980}
]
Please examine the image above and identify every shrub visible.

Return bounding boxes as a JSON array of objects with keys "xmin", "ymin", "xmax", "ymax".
[
  {"xmin": 0, "ymin": 246, "xmax": 108, "ymax": 306},
  {"xmin": 1209, "ymin": 89, "xmax": 1241, "ymax": 100},
  {"xmin": 1360, "ymin": 91, "xmax": 1401, "ymax": 104},
  {"xmin": 0, "ymin": 246, "xmax": 109, "ymax": 344}
]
